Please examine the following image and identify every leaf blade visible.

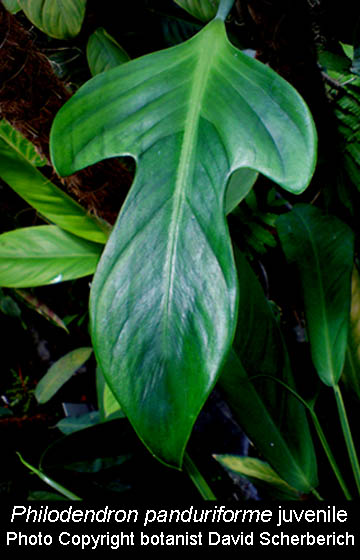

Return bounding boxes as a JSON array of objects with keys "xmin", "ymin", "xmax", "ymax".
[
  {"xmin": 0, "ymin": 135, "xmax": 108, "ymax": 244},
  {"xmin": 35, "ymin": 347, "xmax": 93, "ymax": 404},
  {"xmin": 19, "ymin": 0, "xmax": 87, "ymax": 39},
  {"xmin": 87, "ymin": 28, "xmax": 130, "ymax": 76},
  {"xmin": 277, "ymin": 204, "xmax": 354, "ymax": 386},
  {"xmin": 0, "ymin": 226, "xmax": 102, "ymax": 288},
  {"xmin": 50, "ymin": 18, "xmax": 316, "ymax": 467}
]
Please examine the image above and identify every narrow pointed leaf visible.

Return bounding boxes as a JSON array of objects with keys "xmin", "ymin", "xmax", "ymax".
[
  {"xmin": 19, "ymin": 0, "xmax": 87, "ymax": 39},
  {"xmin": 174, "ymin": 0, "xmax": 220, "ymax": 22},
  {"xmin": 214, "ymin": 455, "xmax": 301, "ymax": 498},
  {"xmin": 15, "ymin": 289, "xmax": 69, "ymax": 332},
  {"xmin": 17, "ymin": 453, "xmax": 81, "ymax": 501},
  {"xmin": 35, "ymin": 347, "xmax": 93, "ymax": 404},
  {"xmin": 0, "ymin": 226, "xmax": 102, "ymax": 288},
  {"xmin": 0, "ymin": 120, "xmax": 46, "ymax": 166},
  {"xmin": 87, "ymin": 28, "xmax": 130, "ymax": 76},
  {"xmin": 277, "ymin": 204, "xmax": 354, "ymax": 387},
  {"xmin": 50, "ymin": 16, "xmax": 316, "ymax": 467},
  {"xmin": 0, "ymin": 135, "xmax": 107, "ymax": 244},
  {"xmin": 218, "ymin": 251, "xmax": 318, "ymax": 493}
]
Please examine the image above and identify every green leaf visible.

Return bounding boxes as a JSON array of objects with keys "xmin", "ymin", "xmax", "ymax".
[
  {"xmin": 35, "ymin": 347, "xmax": 93, "ymax": 404},
  {"xmin": 224, "ymin": 167, "xmax": 258, "ymax": 214},
  {"xmin": 17, "ymin": 453, "xmax": 81, "ymax": 500},
  {"xmin": 56, "ymin": 411, "xmax": 100, "ymax": 435},
  {"xmin": 87, "ymin": 28, "xmax": 130, "ymax": 76},
  {"xmin": 50, "ymin": 14, "xmax": 316, "ymax": 467},
  {"xmin": 214, "ymin": 455, "xmax": 301, "ymax": 498},
  {"xmin": 2, "ymin": 0, "xmax": 21, "ymax": 14},
  {"xmin": 96, "ymin": 367, "xmax": 123, "ymax": 422},
  {"xmin": 0, "ymin": 120, "xmax": 46, "ymax": 167},
  {"xmin": 19, "ymin": 0, "xmax": 87, "ymax": 39},
  {"xmin": 0, "ymin": 133, "xmax": 107, "ymax": 244},
  {"xmin": 174, "ymin": 0, "xmax": 220, "ymax": 22},
  {"xmin": 14, "ymin": 289, "xmax": 69, "ymax": 332},
  {"xmin": 0, "ymin": 226, "xmax": 102, "ymax": 288},
  {"xmin": 277, "ymin": 204, "xmax": 354, "ymax": 387},
  {"xmin": 0, "ymin": 288, "xmax": 21, "ymax": 318},
  {"xmin": 218, "ymin": 251, "xmax": 318, "ymax": 494}
]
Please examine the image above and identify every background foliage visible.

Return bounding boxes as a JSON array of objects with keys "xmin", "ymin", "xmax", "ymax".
[{"xmin": 1, "ymin": 0, "xmax": 360, "ymax": 501}]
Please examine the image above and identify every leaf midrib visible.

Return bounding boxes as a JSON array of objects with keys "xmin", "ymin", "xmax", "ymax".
[{"xmin": 162, "ymin": 22, "xmax": 223, "ymax": 341}]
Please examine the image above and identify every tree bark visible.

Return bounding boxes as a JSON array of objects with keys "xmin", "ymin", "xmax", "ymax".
[{"xmin": 0, "ymin": 5, "xmax": 132, "ymax": 224}]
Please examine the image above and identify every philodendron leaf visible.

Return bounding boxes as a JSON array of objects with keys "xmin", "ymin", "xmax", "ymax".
[
  {"xmin": 19, "ymin": 0, "xmax": 87, "ymax": 39},
  {"xmin": 56, "ymin": 411, "xmax": 100, "ymax": 435},
  {"xmin": 218, "ymin": 251, "xmax": 318, "ymax": 494},
  {"xmin": 50, "ymin": 3, "xmax": 316, "ymax": 467},
  {"xmin": 277, "ymin": 204, "xmax": 354, "ymax": 387},
  {"xmin": 87, "ymin": 28, "xmax": 130, "ymax": 76},
  {"xmin": 224, "ymin": 168, "xmax": 258, "ymax": 214},
  {"xmin": 0, "ymin": 133, "xmax": 107, "ymax": 244},
  {"xmin": 35, "ymin": 347, "xmax": 93, "ymax": 404},
  {"xmin": 2, "ymin": 0, "xmax": 21, "ymax": 14},
  {"xmin": 174, "ymin": 0, "xmax": 220, "ymax": 22},
  {"xmin": 0, "ymin": 226, "xmax": 102, "ymax": 288},
  {"xmin": 17, "ymin": 453, "xmax": 81, "ymax": 501},
  {"xmin": 96, "ymin": 367, "xmax": 123, "ymax": 422},
  {"xmin": 0, "ymin": 120, "xmax": 46, "ymax": 167},
  {"xmin": 214, "ymin": 455, "xmax": 301, "ymax": 499}
]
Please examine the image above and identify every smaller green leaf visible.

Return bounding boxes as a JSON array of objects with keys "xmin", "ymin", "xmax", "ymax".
[
  {"xmin": 56, "ymin": 411, "xmax": 100, "ymax": 435},
  {"xmin": 15, "ymin": 289, "xmax": 69, "ymax": 332},
  {"xmin": 214, "ymin": 455, "xmax": 301, "ymax": 499},
  {"xmin": 161, "ymin": 14, "xmax": 201, "ymax": 46},
  {"xmin": 0, "ymin": 226, "xmax": 102, "ymax": 288},
  {"xmin": 174, "ymin": 0, "xmax": 220, "ymax": 22},
  {"xmin": 224, "ymin": 168, "xmax": 258, "ymax": 214},
  {"xmin": 17, "ymin": 453, "xmax": 81, "ymax": 500},
  {"xmin": 0, "ymin": 288, "xmax": 21, "ymax": 318},
  {"xmin": 96, "ymin": 367, "xmax": 123, "ymax": 422},
  {"xmin": 35, "ymin": 347, "xmax": 93, "ymax": 404},
  {"xmin": 218, "ymin": 250, "xmax": 318, "ymax": 494},
  {"xmin": 0, "ymin": 135, "xmax": 107, "ymax": 244},
  {"xmin": 87, "ymin": 28, "xmax": 130, "ymax": 76},
  {"xmin": 277, "ymin": 204, "xmax": 354, "ymax": 387},
  {"xmin": 19, "ymin": 0, "xmax": 87, "ymax": 39},
  {"xmin": 0, "ymin": 120, "xmax": 46, "ymax": 167},
  {"xmin": 2, "ymin": 0, "xmax": 21, "ymax": 14}
]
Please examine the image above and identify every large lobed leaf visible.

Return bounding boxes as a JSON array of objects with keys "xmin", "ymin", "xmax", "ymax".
[
  {"xmin": 51, "ymin": 11, "xmax": 316, "ymax": 467},
  {"xmin": 277, "ymin": 204, "xmax": 354, "ymax": 387}
]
